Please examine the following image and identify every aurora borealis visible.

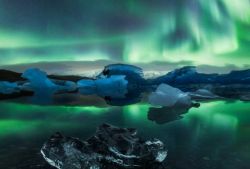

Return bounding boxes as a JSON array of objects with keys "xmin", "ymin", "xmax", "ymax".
[
  {"xmin": 1, "ymin": 2, "xmax": 250, "ymax": 168},
  {"xmin": 0, "ymin": 0, "xmax": 250, "ymax": 70}
]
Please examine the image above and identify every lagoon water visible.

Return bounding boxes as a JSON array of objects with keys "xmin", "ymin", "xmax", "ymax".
[{"xmin": 0, "ymin": 98, "xmax": 249, "ymax": 169}]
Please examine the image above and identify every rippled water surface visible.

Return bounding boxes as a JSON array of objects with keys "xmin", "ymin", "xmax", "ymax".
[{"xmin": 0, "ymin": 99, "xmax": 249, "ymax": 169}]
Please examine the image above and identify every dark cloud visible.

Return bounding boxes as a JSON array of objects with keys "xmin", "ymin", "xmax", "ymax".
[{"xmin": 0, "ymin": 0, "xmax": 147, "ymax": 37}]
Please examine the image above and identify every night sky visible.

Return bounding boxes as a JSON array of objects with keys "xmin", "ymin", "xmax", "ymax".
[{"xmin": 0, "ymin": 0, "xmax": 250, "ymax": 72}]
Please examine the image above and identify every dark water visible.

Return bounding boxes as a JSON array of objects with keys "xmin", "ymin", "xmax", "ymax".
[{"xmin": 0, "ymin": 98, "xmax": 250, "ymax": 169}]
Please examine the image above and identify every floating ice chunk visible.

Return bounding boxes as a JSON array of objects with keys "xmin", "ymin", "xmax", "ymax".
[
  {"xmin": 0, "ymin": 81, "xmax": 19, "ymax": 94},
  {"xmin": 22, "ymin": 68, "xmax": 77, "ymax": 98},
  {"xmin": 78, "ymin": 75, "xmax": 128, "ymax": 98},
  {"xmin": 149, "ymin": 83, "xmax": 191, "ymax": 107},
  {"xmin": 19, "ymin": 82, "xmax": 32, "ymax": 91},
  {"xmin": 95, "ymin": 75, "xmax": 128, "ymax": 98},
  {"xmin": 22, "ymin": 68, "xmax": 57, "ymax": 96},
  {"xmin": 62, "ymin": 81, "xmax": 77, "ymax": 92},
  {"xmin": 52, "ymin": 80, "xmax": 77, "ymax": 93},
  {"xmin": 77, "ymin": 79, "xmax": 96, "ymax": 95},
  {"xmin": 188, "ymin": 89, "xmax": 221, "ymax": 100},
  {"xmin": 97, "ymin": 64, "xmax": 144, "ymax": 78}
]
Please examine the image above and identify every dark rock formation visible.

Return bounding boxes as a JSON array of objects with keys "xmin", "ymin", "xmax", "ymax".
[
  {"xmin": 0, "ymin": 90, "xmax": 33, "ymax": 100},
  {"xmin": 41, "ymin": 124, "xmax": 167, "ymax": 169},
  {"xmin": 0, "ymin": 69, "xmax": 88, "ymax": 82},
  {"xmin": 0, "ymin": 69, "xmax": 25, "ymax": 82}
]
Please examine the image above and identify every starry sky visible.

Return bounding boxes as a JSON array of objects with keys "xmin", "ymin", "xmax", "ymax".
[{"xmin": 0, "ymin": 0, "xmax": 250, "ymax": 73}]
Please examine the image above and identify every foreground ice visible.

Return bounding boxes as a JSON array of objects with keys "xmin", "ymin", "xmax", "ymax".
[
  {"xmin": 0, "ymin": 81, "xmax": 19, "ymax": 94},
  {"xmin": 149, "ymin": 83, "xmax": 192, "ymax": 107},
  {"xmin": 41, "ymin": 124, "xmax": 167, "ymax": 169},
  {"xmin": 78, "ymin": 75, "xmax": 128, "ymax": 98}
]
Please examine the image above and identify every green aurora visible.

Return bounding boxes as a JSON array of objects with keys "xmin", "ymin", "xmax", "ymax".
[{"xmin": 0, "ymin": 0, "xmax": 249, "ymax": 68}]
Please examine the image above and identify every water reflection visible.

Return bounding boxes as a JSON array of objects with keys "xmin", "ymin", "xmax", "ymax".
[
  {"xmin": 0, "ymin": 100, "xmax": 249, "ymax": 169},
  {"xmin": 148, "ymin": 105, "xmax": 191, "ymax": 124},
  {"xmin": 148, "ymin": 100, "xmax": 201, "ymax": 124}
]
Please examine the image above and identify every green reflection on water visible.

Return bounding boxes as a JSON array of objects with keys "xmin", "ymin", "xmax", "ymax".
[
  {"xmin": 0, "ymin": 120, "xmax": 38, "ymax": 135},
  {"xmin": 0, "ymin": 102, "xmax": 110, "ymax": 137},
  {"xmin": 0, "ymin": 101, "xmax": 249, "ymax": 140}
]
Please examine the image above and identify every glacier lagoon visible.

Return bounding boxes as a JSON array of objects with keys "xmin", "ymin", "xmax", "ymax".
[{"xmin": 0, "ymin": 99, "xmax": 249, "ymax": 169}]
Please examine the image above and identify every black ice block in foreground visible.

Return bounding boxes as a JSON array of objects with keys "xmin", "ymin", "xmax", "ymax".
[{"xmin": 41, "ymin": 124, "xmax": 167, "ymax": 169}]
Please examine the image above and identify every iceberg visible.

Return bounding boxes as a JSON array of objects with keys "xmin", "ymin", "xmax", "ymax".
[
  {"xmin": 41, "ymin": 124, "xmax": 167, "ymax": 169},
  {"xmin": 52, "ymin": 79, "xmax": 77, "ymax": 93},
  {"xmin": 22, "ymin": 68, "xmax": 58, "ymax": 97},
  {"xmin": 188, "ymin": 89, "xmax": 222, "ymax": 100},
  {"xmin": 153, "ymin": 66, "xmax": 250, "ymax": 95},
  {"xmin": 21, "ymin": 68, "xmax": 77, "ymax": 97},
  {"xmin": 77, "ymin": 79, "xmax": 96, "ymax": 95},
  {"xmin": 0, "ymin": 81, "xmax": 19, "ymax": 94},
  {"xmin": 1, "ymin": 64, "xmax": 250, "ymax": 102},
  {"xmin": 95, "ymin": 75, "xmax": 128, "ymax": 98},
  {"xmin": 97, "ymin": 64, "xmax": 144, "ymax": 79},
  {"xmin": 149, "ymin": 83, "xmax": 192, "ymax": 107},
  {"xmin": 78, "ymin": 75, "xmax": 128, "ymax": 98},
  {"xmin": 97, "ymin": 64, "xmax": 146, "ymax": 90}
]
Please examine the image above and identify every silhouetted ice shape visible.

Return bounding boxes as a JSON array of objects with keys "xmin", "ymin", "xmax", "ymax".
[
  {"xmin": 0, "ymin": 81, "xmax": 19, "ymax": 94},
  {"xmin": 149, "ymin": 83, "xmax": 191, "ymax": 107},
  {"xmin": 78, "ymin": 75, "xmax": 128, "ymax": 98},
  {"xmin": 148, "ymin": 103, "xmax": 192, "ymax": 124},
  {"xmin": 41, "ymin": 124, "xmax": 167, "ymax": 169}
]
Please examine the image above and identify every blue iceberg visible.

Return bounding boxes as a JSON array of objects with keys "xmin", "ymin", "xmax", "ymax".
[
  {"xmin": 0, "ymin": 81, "xmax": 19, "ymax": 94},
  {"xmin": 21, "ymin": 68, "xmax": 77, "ymax": 98},
  {"xmin": 149, "ymin": 84, "xmax": 192, "ymax": 107},
  {"xmin": 78, "ymin": 75, "xmax": 128, "ymax": 98}
]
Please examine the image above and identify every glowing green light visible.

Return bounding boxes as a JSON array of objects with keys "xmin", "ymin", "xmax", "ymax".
[
  {"xmin": 0, "ymin": 120, "xmax": 38, "ymax": 136},
  {"xmin": 184, "ymin": 101, "xmax": 239, "ymax": 131},
  {"xmin": 0, "ymin": 0, "xmax": 249, "ymax": 67},
  {"xmin": 0, "ymin": 102, "xmax": 110, "ymax": 137}
]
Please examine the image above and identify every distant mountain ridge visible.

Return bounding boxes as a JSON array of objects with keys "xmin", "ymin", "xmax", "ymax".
[
  {"xmin": 153, "ymin": 66, "xmax": 250, "ymax": 85},
  {"xmin": 0, "ymin": 69, "xmax": 91, "ymax": 82},
  {"xmin": 1, "ymin": 66, "xmax": 250, "ymax": 85}
]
